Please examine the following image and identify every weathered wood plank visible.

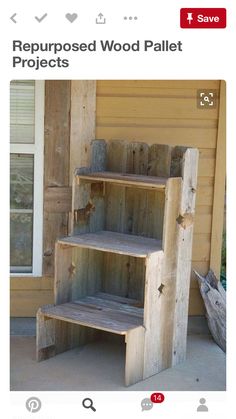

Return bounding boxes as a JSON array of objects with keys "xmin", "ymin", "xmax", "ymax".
[
  {"xmin": 70, "ymin": 81, "xmax": 96, "ymax": 181},
  {"xmin": 195, "ymin": 270, "xmax": 226, "ymax": 352},
  {"xmin": 154, "ymin": 178, "xmax": 182, "ymax": 370},
  {"xmin": 58, "ymin": 231, "xmax": 162, "ymax": 257},
  {"xmin": 40, "ymin": 294, "xmax": 143, "ymax": 335},
  {"xmin": 143, "ymin": 251, "xmax": 164, "ymax": 378},
  {"xmin": 126, "ymin": 142, "xmax": 149, "ymax": 175},
  {"xmin": 172, "ymin": 148, "xmax": 199, "ymax": 366},
  {"xmin": 36, "ymin": 306, "xmax": 56, "ymax": 361},
  {"xmin": 43, "ymin": 81, "xmax": 71, "ymax": 275},
  {"xmin": 148, "ymin": 144, "xmax": 172, "ymax": 177},
  {"xmin": 77, "ymin": 172, "xmax": 167, "ymax": 189},
  {"xmin": 125, "ymin": 326, "xmax": 145, "ymax": 386},
  {"xmin": 54, "ymin": 243, "xmax": 73, "ymax": 305},
  {"xmin": 44, "ymin": 187, "xmax": 72, "ymax": 213}
]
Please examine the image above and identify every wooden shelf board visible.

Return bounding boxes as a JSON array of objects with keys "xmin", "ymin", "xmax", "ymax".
[
  {"xmin": 41, "ymin": 292, "xmax": 144, "ymax": 335},
  {"xmin": 58, "ymin": 231, "xmax": 162, "ymax": 257},
  {"xmin": 77, "ymin": 171, "xmax": 168, "ymax": 190}
]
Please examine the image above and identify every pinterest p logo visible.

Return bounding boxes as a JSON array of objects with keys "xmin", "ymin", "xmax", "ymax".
[{"xmin": 25, "ymin": 397, "xmax": 42, "ymax": 413}]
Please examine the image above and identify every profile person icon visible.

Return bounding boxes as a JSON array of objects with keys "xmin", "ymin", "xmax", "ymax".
[{"xmin": 197, "ymin": 398, "xmax": 208, "ymax": 412}]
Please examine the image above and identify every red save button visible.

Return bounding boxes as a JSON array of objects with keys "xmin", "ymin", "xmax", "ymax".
[{"xmin": 180, "ymin": 8, "xmax": 226, "ymax": 28}]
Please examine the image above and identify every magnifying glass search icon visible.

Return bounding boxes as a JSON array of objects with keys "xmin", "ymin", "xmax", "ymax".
[{"xmin": 82, "ymin": 398, "xmax": 96, "ymax": 412}]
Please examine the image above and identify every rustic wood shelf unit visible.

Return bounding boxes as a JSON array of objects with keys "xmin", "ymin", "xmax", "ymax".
[{"xmin": 37, "ymin": 140, "xmax": 198, "ymax": 386}]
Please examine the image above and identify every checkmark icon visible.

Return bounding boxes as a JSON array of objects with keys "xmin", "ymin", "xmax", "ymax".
[{"xmin": 35, "ymin": 13, "xmax": 47, "ymax": 23}]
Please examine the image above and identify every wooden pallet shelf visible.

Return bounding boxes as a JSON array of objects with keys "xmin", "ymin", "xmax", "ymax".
[
  {"xmin": 40, "ymin": 292, "xmax": 143, "ymax": 335},
  {"xmin": 76, "ymin": 171, "xmax": 168, "ymax": 190},
  {"xmin": 37, "ymin": 140, "xmax": 199, "ymax": 387},
  {"xmin": 58, "ymin": 231, "xmax": 162, "ymax": 257}
]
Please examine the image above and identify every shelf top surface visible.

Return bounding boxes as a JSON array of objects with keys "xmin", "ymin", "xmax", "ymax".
[
  {"xmin": 41, "ymin": 292, "xmax": 144, "ymax": 335},
  {"xmin": 58, "ymin": 231, "xmax": 162, "ymax": 257},
  {"xmin": 76, "ymin": 171, "xmax": 168, "ymax": 189}
]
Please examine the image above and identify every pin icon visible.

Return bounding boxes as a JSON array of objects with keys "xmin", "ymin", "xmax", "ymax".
[{"xmin": 187, "ymin": 12, "xmax": 193, "ymax": 24}]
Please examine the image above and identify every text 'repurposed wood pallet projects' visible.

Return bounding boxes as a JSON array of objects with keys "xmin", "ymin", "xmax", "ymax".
[{"xmin": 37, "ymin": 140, "xmax": 199, "ymax": 386}]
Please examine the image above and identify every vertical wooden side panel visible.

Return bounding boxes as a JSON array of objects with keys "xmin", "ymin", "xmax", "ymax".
[
  {"xmin": 125, "ymin": 326, "xmax": 145, "ymax": 386},
  {"xmin": 36, "ymin": 307, "xmax": 56, "ymax": 361},
  {"xmin": 54, "ymin": 243, "xmax": 73, "ymax": 305},
  {"xmin": 70, "ymin": 81, "xmax": 96, "ymax": 181},
  {"xmin": 210, "ymin": 81, "xmax": 226, "ymax": 276},
  {"xmin": 158, "ymin": 178, "xmax": 182, "ymax": 370},
  {"xmin": 69, "ymin": 81, "xmax": 96, "ymax": 234},
  {"xmin": 143, "ymin": 251, "xmax": 164, "ymax": 379},
  {"xmin": 43, "ymin": 81, "xmax": 71, "ymax": 275},
  {"xmin": 172, "ymin": 148, "xmax": 199, "ymax": 366}
]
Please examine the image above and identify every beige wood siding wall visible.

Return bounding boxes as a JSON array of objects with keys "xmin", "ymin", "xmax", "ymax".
[{"xmin": 10, "ymin": 80, "xmax": 226, "ymax": 317}]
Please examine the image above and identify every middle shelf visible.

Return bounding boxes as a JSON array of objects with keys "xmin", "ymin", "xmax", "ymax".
[
  {"xmin": 76, "ymin": 171, "xmax": 168, "ymax": 190},
  {"xmin": 59, "ymin": 231, "xmax": 162, "ymax": 257}
]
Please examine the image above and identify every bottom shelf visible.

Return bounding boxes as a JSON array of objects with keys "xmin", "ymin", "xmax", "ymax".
[{"xmin": 41, "ymin": 292, "xmax": 144, "ymax": 335}]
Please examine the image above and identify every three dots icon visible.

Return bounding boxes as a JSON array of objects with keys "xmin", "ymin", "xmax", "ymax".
[{"xmin": 124, "ymin": 16, "xmax": 138, "ymax": 21}]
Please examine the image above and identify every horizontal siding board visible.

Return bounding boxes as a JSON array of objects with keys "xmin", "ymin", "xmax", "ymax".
[
  {"xmin": 97, "ymin": 87, "xmax": 218, "ymax": 99},
  {"xmin": 97, "ymin": 97, "xmax": 218, "ymax": 120},
  {"xmin": 10, "ymin": 276, "xmax": 53, "ymax": 290},
  {"xmin": 97, "ymin": 80, "xmax": 220, "ymax": 89},
  {"xmin": 10, "ymin": 290, "xmax": 54, "ymax": 317},
  {"xmin": 96, "ymin": 127, "xmax": 217, "ymax": 148},
  {"xmin": 97, "ymin": 117, "xmax": 217, "ymax": 129}
]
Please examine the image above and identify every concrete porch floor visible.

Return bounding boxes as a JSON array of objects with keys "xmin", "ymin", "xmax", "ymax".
[{"xmin": 10, "ymin": 333, "xmax": 226, "ymax": 391}]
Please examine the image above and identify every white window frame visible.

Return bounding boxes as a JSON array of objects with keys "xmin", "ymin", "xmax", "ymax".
[{"xmin": 10, "ymin": 80, "xmax": 45, "ymax": 276}]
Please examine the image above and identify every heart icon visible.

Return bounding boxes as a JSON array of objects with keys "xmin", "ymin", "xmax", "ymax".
[{"xmin": 65, "ymin": 13, "xmax": 78, "ymax": 23}]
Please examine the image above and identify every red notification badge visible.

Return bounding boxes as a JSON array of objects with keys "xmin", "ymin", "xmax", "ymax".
[{"xmin": 150, "ymin": 392, "xmax": 165, "ymax": 403}]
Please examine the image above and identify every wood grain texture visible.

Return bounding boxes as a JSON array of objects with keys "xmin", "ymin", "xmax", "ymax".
[
  {"xmin": 41, "ymin": 293, "xmax": 143, "ymax": 335},
  {"xmin": 77, "ymin": 172, "xmax": 167, "ymax": 190},
  {"xmin": 44, "ymin": 187, "xmax": 72, "ymax": 213},
  {"xmin": 95, "ymin": 79, "xmax": 221, "ymax": 316},
  {"xmin": 58, "ymin": 231, "xmax": 162, "ymax": 257},
  {"xmin": 158, "ymin": 177, "xmax": 182, "ymax": 370},
  {"xmin": 43, "ymin": 81, "xmax": 71, "ymax": 275},
  {"xmin": 125, "ymin": 326, "xmax": 145, "ymax": 386},
  {"xmin": 70, "ymin": 81, "xmax": 96, "ymax": 181},
  {"xmin": 143, "ymin": 251, "xmax": 165, "ymax": 378},
  {"xmin": 172, "ymin": 148, "xmax": 199, "ymax": 366}
]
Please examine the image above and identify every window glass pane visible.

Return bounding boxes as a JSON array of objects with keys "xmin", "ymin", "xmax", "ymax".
[
  {"xmin": 10, "ymin": 80, "xmax": 35, "ymax": 144},
  {"xmin": 10, "ymin": 213, "xmax": 33, "ymax": 272},
  {"xmin": 10, "ymin": 154, "xmax": 34, "ymax": 272},
  {"xmin": 10, "ymin": 154, "xmax": 34, "ymax": 209}
]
